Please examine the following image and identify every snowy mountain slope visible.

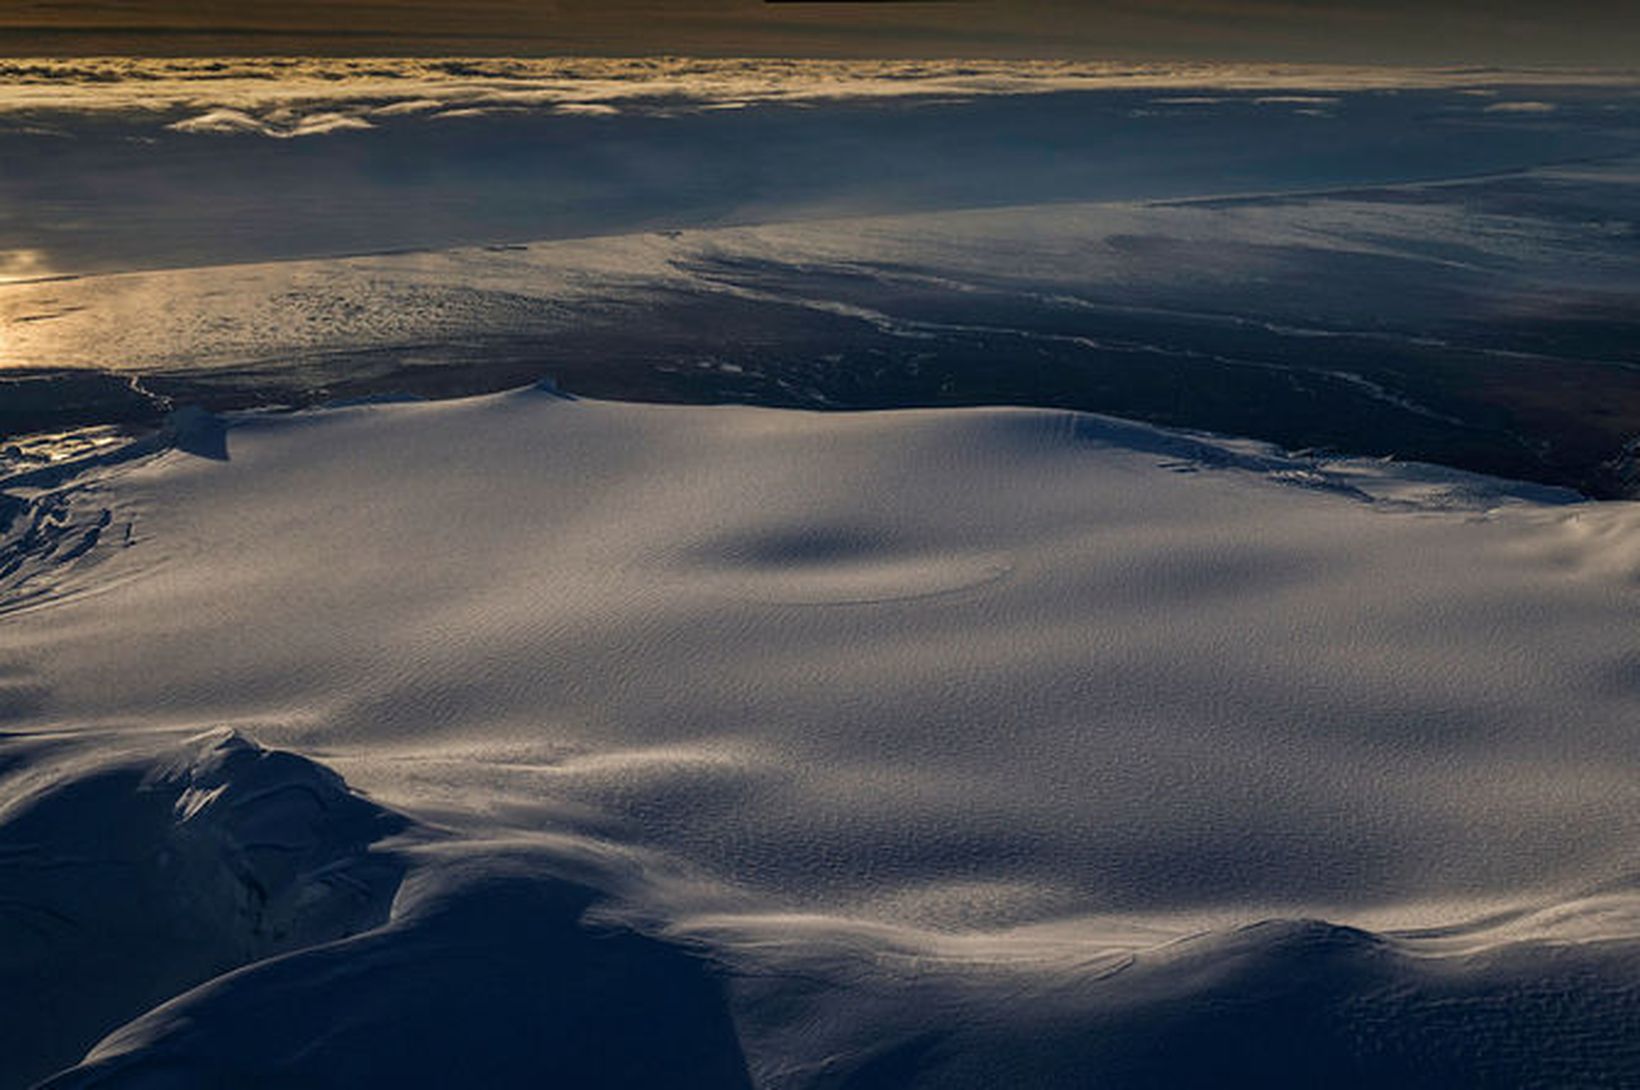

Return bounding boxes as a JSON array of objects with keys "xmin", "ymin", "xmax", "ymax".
[{"xmin": 4, "ymin": 391, "xmax": 1640, "ymax": 1085}]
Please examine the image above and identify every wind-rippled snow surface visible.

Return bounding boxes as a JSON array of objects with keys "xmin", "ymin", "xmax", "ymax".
[{"xmin": 4, "ymin": 391, "xmax": 1640, "ymax": 1087}]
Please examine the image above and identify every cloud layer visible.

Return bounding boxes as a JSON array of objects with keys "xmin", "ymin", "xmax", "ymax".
[{"xmin": 1, "ymin": 56, "xmax": 1633, "ymax": 136}]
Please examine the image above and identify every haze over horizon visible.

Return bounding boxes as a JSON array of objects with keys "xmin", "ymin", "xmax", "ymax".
[{"xmin": 3, "ymin": 0, "xmax": 1638, "ymax": 66}]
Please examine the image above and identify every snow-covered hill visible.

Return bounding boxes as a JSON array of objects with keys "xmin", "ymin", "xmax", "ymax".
[{"xmin": 4, "ymin": 391, "xmax": 1638, "ymax": 1086}]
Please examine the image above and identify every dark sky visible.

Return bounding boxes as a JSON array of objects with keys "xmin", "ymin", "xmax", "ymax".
[{"xmin": 3, "ymin": 1, "xmax": 1637, "ymax": 65}]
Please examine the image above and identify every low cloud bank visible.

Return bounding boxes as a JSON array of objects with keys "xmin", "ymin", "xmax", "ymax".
[{"xmin": 0, "ymin": 56, "xmax": 1632, "ymax": 137}]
